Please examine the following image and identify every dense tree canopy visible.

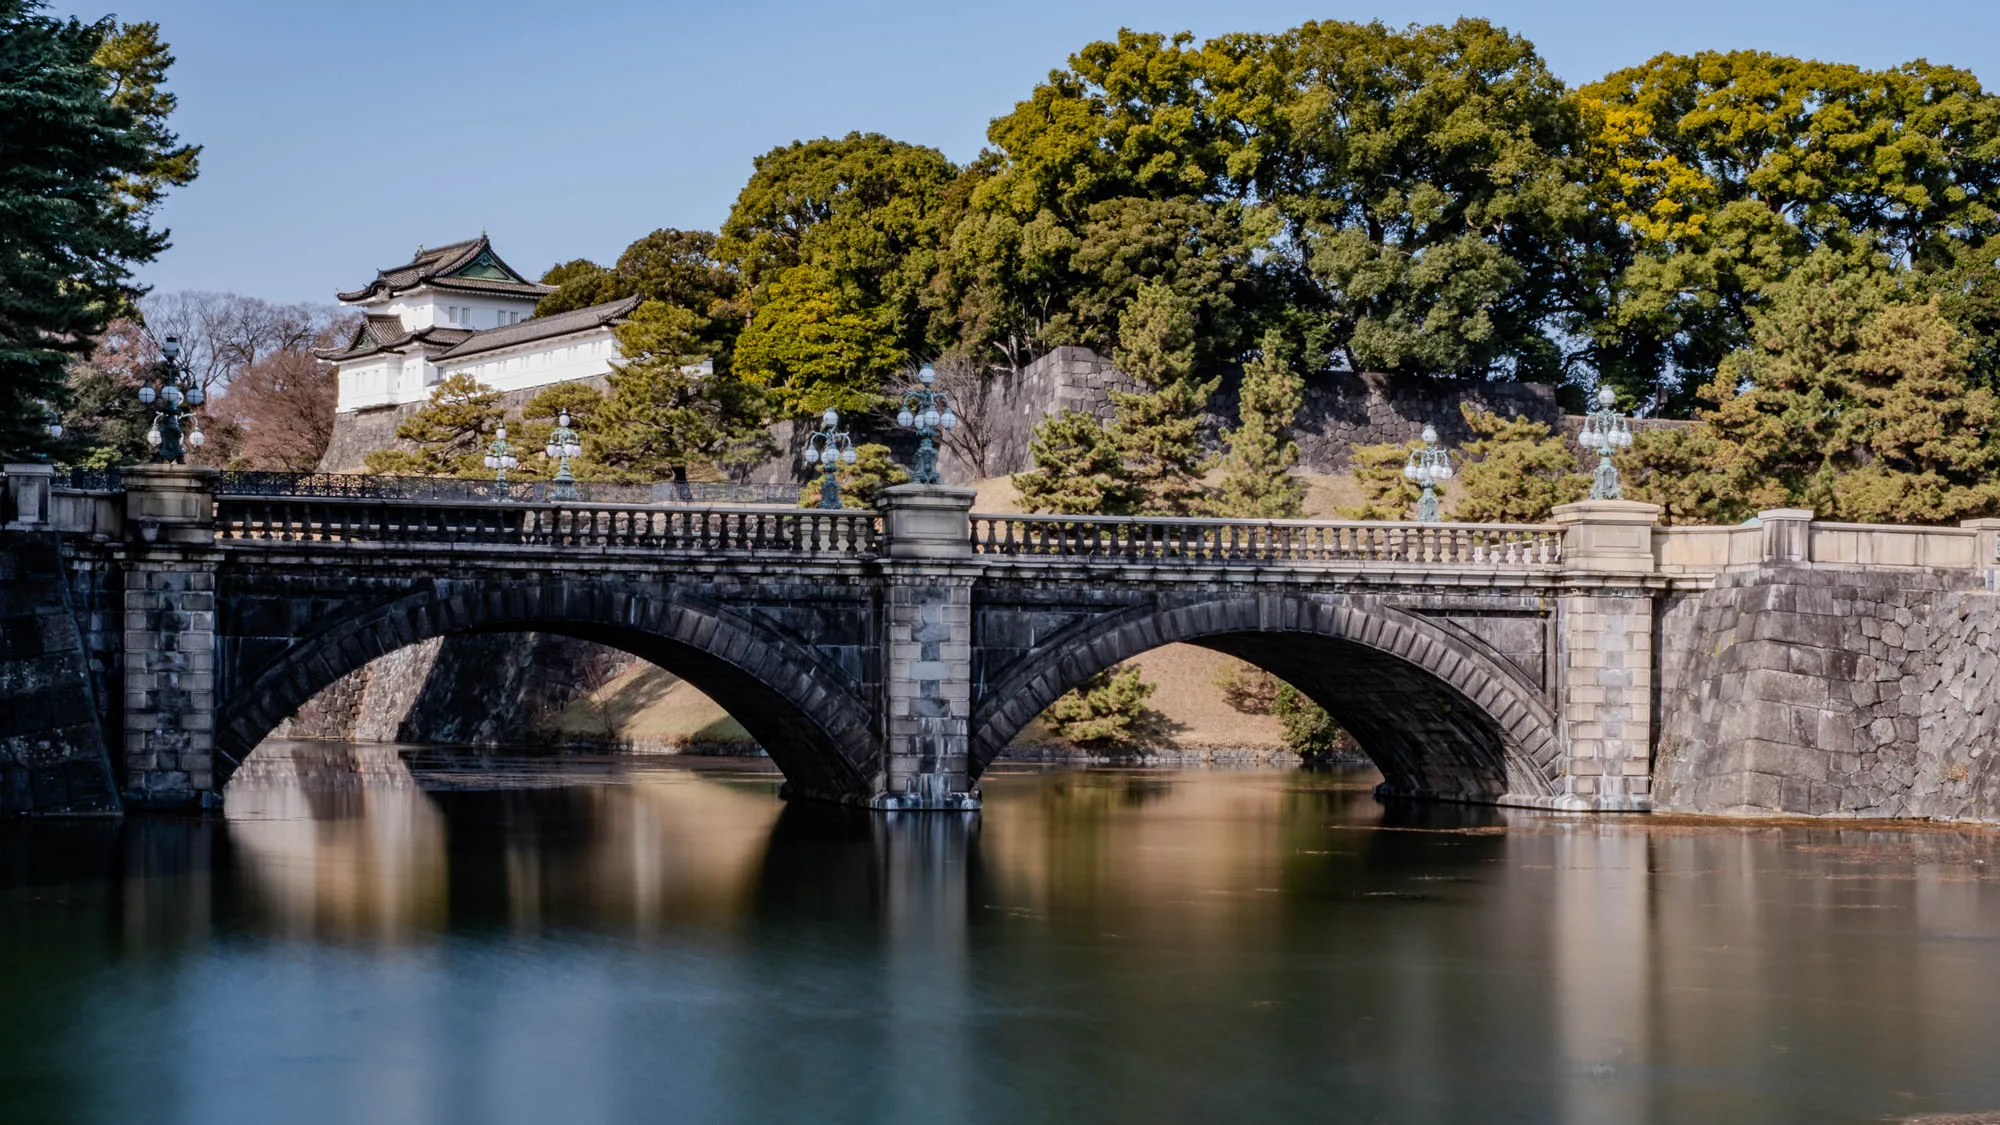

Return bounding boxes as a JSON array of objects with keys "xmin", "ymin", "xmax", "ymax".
[{"xmin": 1, "ymin": 2, "xmax": 190, "ymax": 460}]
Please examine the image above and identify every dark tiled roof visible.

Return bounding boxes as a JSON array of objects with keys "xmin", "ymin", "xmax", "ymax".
[
  {"xmin": 336, "ymin": 234, "xmax": 553, "ymax": 303},
  {"xmin": 315, "ymin": 316, "xmax": 474, "ymax": 361},
  {"xmin": 430, "ymin": 294, "xmax": 642, "ymax": 362}
]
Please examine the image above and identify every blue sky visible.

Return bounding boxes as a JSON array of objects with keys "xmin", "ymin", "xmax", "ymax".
[{"xmin": 62, "ymin": 0, "xmax": 2000, "ymax": 305}]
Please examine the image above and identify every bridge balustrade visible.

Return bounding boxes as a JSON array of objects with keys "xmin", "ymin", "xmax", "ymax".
[
  {"xmin": 213, "ymin": 496, "xmax": 879, "ymax": 557},
  {"xmin": 969, "ymin": 513, "xmax": 1563, "ymax": 567}
]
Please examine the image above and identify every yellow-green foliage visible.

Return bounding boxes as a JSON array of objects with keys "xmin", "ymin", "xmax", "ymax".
[
  {"xmin": 1273, "ymin": 682, "xmax": 1349, "ymax": 762},
  {"xmin": 1045, "ymin": 664, "xmax": 1157, "ymax": 746},
  {"xmin": 1209, "ymin": 334, "xmax": 1307, "ymax": 517},
  {"xmin": 1452, "ymin": 406, "xmax": 1587, "ymax": 522},
  {"xmin": 1339, "ymin": 440, "xmax": 1424, "ymax": 520},
  {"xmin": 797, "ymin": 443, "xmax": 909, "ymax": 509}
]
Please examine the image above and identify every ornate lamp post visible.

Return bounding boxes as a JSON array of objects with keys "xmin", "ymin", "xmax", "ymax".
[
  {"xmin": 483, "ymin": 425, "xmax": 520, "ymax": 484},
  {"xmin": 803, "ymin": 407, "xmax": 856, "ymax": 509},
  {"xmin": 1578, "ymin": 385, "xmax": 1634, "ymax": 500},
  {"xmin": 136, "ymin": 335, "xmax": 206, "ymax": 464},
  {"xmin": 894, "ymin": 365, "xmax": 958, "ymax": 485},
  {"xmin": 1402, "ymin": 424, "xmax": 1453, "ymax": 522},
  {"xmin": 543, "ymin": 410, "xmax": 583, "ymax": 501}
]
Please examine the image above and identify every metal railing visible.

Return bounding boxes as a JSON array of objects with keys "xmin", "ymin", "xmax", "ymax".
[
  {"xmin": 50, "ymin": 467, "xmax": 123, "ymax": 492},
  {"xmin": 215, "ymin": 496, "xmax": 878, "ymax": 557},
  {"xmin": 214, "ymin": 471, "xmax": 801, "ymax": 506},
  {"xmin": 969, "ymin": 514, "xmax": 1562, "ymax": 566}
]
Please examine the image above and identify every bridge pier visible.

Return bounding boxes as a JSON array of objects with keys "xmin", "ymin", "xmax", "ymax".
[
  {"xmin": 119, "ymin": 466, "xmax": 223, "ymax": 810},
  {"xmin": 871, "ymin": 487, "xmax": 982, "ymax": 812},
  {"xmin": 1548, "ymin": 500, "xmax": 1662, "ymax": 812}
]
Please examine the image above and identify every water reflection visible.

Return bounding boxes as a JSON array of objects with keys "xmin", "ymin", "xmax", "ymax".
[{"xmin": 1, "ymin": 747, "xmax": 1998, "ymax": 1123}]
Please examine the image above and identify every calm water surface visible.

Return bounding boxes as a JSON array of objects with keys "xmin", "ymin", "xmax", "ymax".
[{"xmin": 4, "ymin": 744, "xmax": 2000, "ymax": 1124}]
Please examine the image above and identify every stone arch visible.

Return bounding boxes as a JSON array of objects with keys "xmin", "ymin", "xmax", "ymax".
[
  {"xmin": 215, "ymin": 580, "xmax": 879, "ymax": 802},
  {"xmin": 972, "ymin": 593, "xmax": 1561, "ymax": 804}
]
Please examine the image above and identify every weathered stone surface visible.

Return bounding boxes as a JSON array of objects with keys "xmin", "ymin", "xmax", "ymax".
[{"xmin": 0, "ymin": 531, "xmax": 119, "ymax": 814}]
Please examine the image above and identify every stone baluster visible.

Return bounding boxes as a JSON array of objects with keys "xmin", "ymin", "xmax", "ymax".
[{"xmin": 1757, "ymin": 508, "xmax": 1814, "ymax": 564}]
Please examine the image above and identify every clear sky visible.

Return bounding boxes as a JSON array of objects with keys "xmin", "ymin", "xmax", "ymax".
[{"xmin": 58, "ymin": 0, "xmax": 2000, "ymax": 305}]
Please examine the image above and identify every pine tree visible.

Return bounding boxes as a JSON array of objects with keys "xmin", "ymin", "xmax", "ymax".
[
  {"xmin": 797, "ymin": 443, "xmax": 910, "ymax": 509},
  {"xmin": 1045, "ymin": 664, "xmax": 1157, "ymax": 746},
  {"xmin": 1451, "ymin": 406, "xmax": 1588, "ymax": 522},
  {"xmin": 1107, "ymin": 282, "xmax": 1218, "ymax": 516},
  {"xmin": 1339, "ymin": 441, "xmax": 1425, "ymax": 520},
  {"xmin": 363, "ymin": 373, "xmax": 502, "ymax": 476},
  {"xmin": 1, "ymin": 2, "xmax": 184, "ymax": 460},
  {"xmin": 1208, "ymin": 334, "xmax": 1307, "ymax": 517},
  {"xmin": 588, "ymin": 300, "xmax": 774, "ymax": 484},
  {"xmin": 1012, "ymin": 410, "xmax": 1141, "ymax": 515}
]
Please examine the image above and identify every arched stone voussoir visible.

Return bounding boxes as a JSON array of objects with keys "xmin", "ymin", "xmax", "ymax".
[
  {"xmin": 970, "ymin": 593, "xmax": 1561, "ymax": 803},
  {"xmin": 214, "ymin": 580, "xmax": 880, "ymax": 799}
]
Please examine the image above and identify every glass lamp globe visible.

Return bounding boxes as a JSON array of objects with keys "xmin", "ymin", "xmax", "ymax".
[
  {"xmin": 1597, "ymin": 385, "xmax": 1616, "ymax": 408},
  {"xmin": 160, "ymin": 336, "xmax": 181, "ymax": 361},
  {"xmin": 821, "ymin": 408, "xmax": 839, "ymax": 430},
  {"xmin": 1436, "ymin": 461, "xmax": 1453, "ymax": 481},
  {"xmin": 564, "ymin": 442, "xmax": 581, "ymax": 458},
  {"xmin": 1403, "ymin": 462, "xmax": 1419, "ymax": 481},
  {"xmin": 496, "ymin": 425, "xmax": 508, "ymax": 440},
  {"xmin": 558, "ymin": 412, "xmax": 571, "ymax": 428},
  {"xmin": 145, "ymin": 428, "xmax": 162, "ymax": 447},
  {"xmin": 164, "ymin": 386, "xmax": 183, "ymax": 407},
  {"xmin": 484, "ymin": 455, "xmax": 498, "ymax": 469},
  {"xmin": 188, "ymin": 429, "xmax": 206, "ymax": 448},
  {"xmin": 504, "ymin": 455, "xmax": 518, "ymax": 469},
  {"xmin": 841, "ymin": 447, "xmax": 857, "ymax": 465},
  {"xmin": 918, "ymin": 365, "xmax": 935, "ymax": 385},
  {"xmin": 46, "ymin": 422, "xmax": 62, "ymax": 439},
  {"xmin": 187, "ymin": 386, "xmax": 204, "ymax": 406},
  {"xmin": 1422, "ymin": 424, "xmax": 1439, "ymax": 444},
  {"xmin": 804, "ymin": 447, "xmax": 820, "ymax": 465},
  {"xmin": 940, "ymin": 410, "xmax": 957, "ymax": 430},
  {"xmin": 897, "ymin": 408, "xmax": 914, "ymax": 428},
  {"xmin": 138, "ymin": 385, "xmax": 155, "ymax": 405}
]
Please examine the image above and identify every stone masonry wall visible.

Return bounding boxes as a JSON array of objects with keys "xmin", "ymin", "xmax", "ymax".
[
  {"xmin": 1558, "ymin": 590, "xmax": 1653, "ymax": 810},
  {"xmin": 0, "ymin": 533, "xmax": 119, "ymax": 813},
  {"xmin": 273, "ymin": 633, "xmax": 639, "ymax": 748},
  {"xmin": 1653, "ymin": 565, "xmax": 1992, "ymax": 819}
]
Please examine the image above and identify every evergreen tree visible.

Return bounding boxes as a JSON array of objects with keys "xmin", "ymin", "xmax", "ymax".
[
  {"xmin": 1273, "ymin": 682, "xmax": 1351, "ymax": 764},
  {"xmin": 1107, "ymin": 282, "xmax": 1216, "ymax": 516},
  {"xmin": 1045, "ymin": 664, "xmax": 1157, "ymax": 746},
  {"xmin": 796, "ymin": 443, "xmax": 909, "ymax": 509},
  {"xmin": 1209, "ymin": 334, "xmax": 1306, "ymax": 517},
  {"xmin": 1339, "ymin": 440, "xmax": 1426, "ymax": 520},
  {"xmin": 589, "ymin": 300, "xmax": 775, "ymax": 483},
  {"xmin": 90, "ymin": 20, "xmax": 199, "ymax": 218},
  {"xmin": 1452, "ymin": 406, "xmax": 1588, "ymax": 522},
  {"xmin": 363, "ymin": 373, "xmax": 503, "ymax": 476},
  {"xmin": 1, "ymin": 2, "xmax": 186, "ymax": 460},
  {"xmin": 732, "ymin": 264, "xmax": 903, "ymax": 416},
  {"xmin": 1012, "ymin": 410, "xmax": 1139, "ymax": 515}
]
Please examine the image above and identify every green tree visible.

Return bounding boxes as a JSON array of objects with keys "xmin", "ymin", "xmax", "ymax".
[
  {"xmin": 1209, "ymin": 333, "xmax": 1306, "ymax": 517},
  {"xmin": 1339, "ymin": 440, "xmax": 1425, "ymax": 521},
  {"xmin": 720, "ymin": 132, "xmax": 958, "ymax": 358},
  {"xmin": 538, "ymin": 229, "xmax": 744, "ymax": 355},
  {"xmin": 1044, "ymin": 664, "xmax": 1158, "ymax": 746},
  {"xmin": 90, "ymin": 20, "xmax": 199, "ymax": 219},
  {"xmin": 1107, "ymin": 281, "xmax": 1216, "ymax": 515},
  {"xmin": 1012, "ymin": 410, "xmax": 1140, "ymax": 515},
  {"xmin": 1220, "ymin": 18, "xmax": 1584, "ymax": 382},
  {"xmin": 1452, "ymin": 406, "xmax": 1588, "ymax": 522},
  {"xmin": 588, "ymin": 300, "xmax": 774, "ymax": 484},
  {"xmin": 1, "ymin": 2, "xmax": 185, "ymax": 460},
  {"xmin": 732, "ymin": 264, "xmax": 903, "ymax": 416},
  {"xmin": 1577, "ymin": 51, "xmax": 2000, "ymax": 408},
  {"xmin": 1273, "ymin": 682, "xmax": 1351, "ymax": 764},
  {"xmin": 796, "ymin": 442, "xmax": 909, "ymax": 509},
  {"xmin": 363, "ymin": 372, "xmax": 503, "ymax": 476}
]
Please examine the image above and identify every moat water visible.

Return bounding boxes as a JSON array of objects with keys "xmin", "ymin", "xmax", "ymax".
[{"xmin": 5, "ymin": 745, "xmax": 2000, "ymax": 1124}]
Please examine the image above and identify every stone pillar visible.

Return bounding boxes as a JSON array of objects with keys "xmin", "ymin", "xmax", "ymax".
[
  {"xmin": 1551, "ymin": 499, "xmax": 1661, "ymax": 812},
  {"xmin": 4, "ymin": 463, "xmax": 54, "ymax": 529},
  {"xmin": 1961, "ymin": 518, "xmax": 2000, "ymax": 589},
  {"xmin": 1757, "ymin": 507, "xmax": 1814, "ymax": 564},
  {"xmin": 120, "ymin": 465, "xmax": 222, "ymax": 809},
  {"xmin": 873, "ymin": 485, "xmax": 980, "ymax": 811}
]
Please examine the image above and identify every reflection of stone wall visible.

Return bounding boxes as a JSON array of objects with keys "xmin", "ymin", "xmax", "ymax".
[
  {"xmin": 1655, "ymin": 565, "xmax": 2000, "ymax": 822},
  {"xmin": 279, "ymin": 634, "xmax": 638, "ymax": 746}
]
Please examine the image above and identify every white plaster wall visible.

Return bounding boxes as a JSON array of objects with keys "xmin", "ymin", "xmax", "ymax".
[
  {"xmin": 435, "ymin": 332, "xmax": 621, "ymax": 395},
  {"xmin": 370, "ymin": 290, "xmax": 538, "ymax": 333}
]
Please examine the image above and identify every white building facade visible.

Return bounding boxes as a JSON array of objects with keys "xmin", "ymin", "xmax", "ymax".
[{"xmin": 322, "ymin": 236, "xmax": 639, "ymax": 413}]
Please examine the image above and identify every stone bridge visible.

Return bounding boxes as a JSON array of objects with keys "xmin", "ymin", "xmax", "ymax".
[{"xmin": 7, "ymin": 464, "xmax": 2000, "ymax": 821}]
